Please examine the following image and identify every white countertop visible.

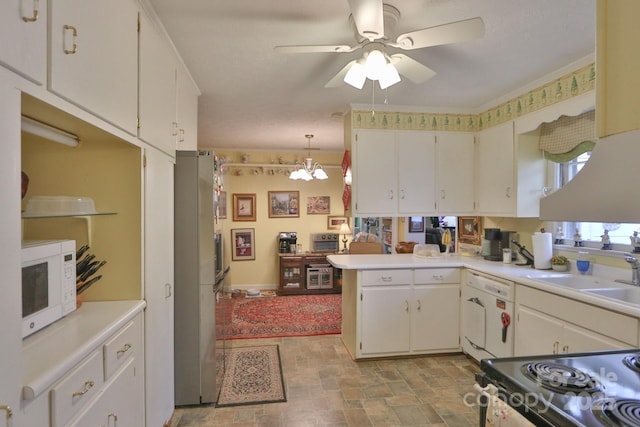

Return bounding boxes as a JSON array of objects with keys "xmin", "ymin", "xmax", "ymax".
[
  {"xmin": 327, "ymin": 253, "xmax": 640, "ymax": 318},
  {"xmin": 22, "ymin": 300, "xmax": 146, "ymax": 400}
]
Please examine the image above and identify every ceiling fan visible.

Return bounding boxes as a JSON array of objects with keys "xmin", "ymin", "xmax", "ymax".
[{"xmin": 274, "ymin": 0, "xmax": 485, "ymax": 90}]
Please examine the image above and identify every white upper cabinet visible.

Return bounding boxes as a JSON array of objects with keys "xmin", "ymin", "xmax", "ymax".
[
  {"xmin": 0, "ymin": 0, "xmax": 47, "ymax": 84},
  {"xmin": 175, "ymin": 65, "xmax": 199, "ymax": 151},
  {"xmin": 436, "ymin": 132, "xmax": 475, "ymax": 215},
  {"xmin": 476, "ymin": 121, "xmax": 544, "ymax": 217},
  {"xmin": 49, "ymin": 0, "xmax": 138, "ymax": 135},
  {"xmin": 352, "ymin": 130, "xmax": 436, "ymax": 216},
  {"xmin": 139, "ymin": 9, "xmax": 177, "ymax": 155},
  {"xmin": 397, "ymin": 132, "xmax": 437, "ymax": 215},
  {"xmin": 352, "ymin": 130, "xmax": 396, "ymax": 215},
  {"xmin": 476, "ymin": 121, "xmax": 515, "ymax": 215}
]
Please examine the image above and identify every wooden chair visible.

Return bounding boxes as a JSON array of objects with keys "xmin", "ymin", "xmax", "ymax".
[{"xmin": 349, "ymin": 242, "xmax": 383, "ymax": 254}]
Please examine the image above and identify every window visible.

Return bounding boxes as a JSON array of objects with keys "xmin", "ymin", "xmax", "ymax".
[{"xmin": 553, "ymin": 153, "xmax": 640, "ymax": 249}]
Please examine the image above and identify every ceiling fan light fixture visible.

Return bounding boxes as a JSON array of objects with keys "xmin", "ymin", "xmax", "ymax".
[
  {"xmin": 344, "ymin": 61, "xmax": 367, "ymax": 89},
  {"xmin": 378, "ymin": 63, "xmax": 401, "ymax": 89},
  {"xmin": 364, "ymin": 49, "xmax": 387, "ymax": 80}
]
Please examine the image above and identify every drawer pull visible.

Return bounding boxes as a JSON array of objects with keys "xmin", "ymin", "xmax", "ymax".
[
  {"xmin": 72, "ymin": 380, "xmax": 95, "ymax": 398},
  {"xmin": 108, "ymin": 413, "xmax": 118, "ymax": 426},
  {"xmin": 0, "ymin": 405, "xmax": 12, "ymax": 427},
  {"xmin": 117, "ymin": 343, "xmax": 132, "ymax": 356},
  {"xmin": 22, "ymin": 0, "xmax": 39, "ymax": 22},
  {"xmin": 63, "ymin": 25, "xmax": 78, "ymax": 54},
  {"xmin": 381, "ymin": 276, "xmax": 392, "ymax": 282}
]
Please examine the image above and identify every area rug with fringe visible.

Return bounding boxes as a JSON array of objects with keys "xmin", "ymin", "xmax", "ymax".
[
  {"xmin": 217, "ymin": 293, "xmax": 341, "ymax": 340},
  {"xmin": 216, "ymin": 345, "xmax": 286, "ymax": 407}
]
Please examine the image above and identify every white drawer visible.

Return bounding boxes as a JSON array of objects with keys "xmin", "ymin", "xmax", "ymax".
[
  {"xmin": 414, "ymin": 268, "xmax": 460, "ymax": 284},
  {"xmin": 51, "ymin": 349, "xmax": 104, "ymax": 427},
  {"xmin": 361, "ymin": 269, "xmax": 412, "ymax": 286},
  {"xmin": 103, "ymin": 316, "xmax": 140, "ymax": 380}
]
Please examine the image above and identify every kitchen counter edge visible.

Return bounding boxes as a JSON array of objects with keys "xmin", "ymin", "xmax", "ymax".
[{"xmin": 327, "ymin": 254, "xmax": 640, "ymax": 318}]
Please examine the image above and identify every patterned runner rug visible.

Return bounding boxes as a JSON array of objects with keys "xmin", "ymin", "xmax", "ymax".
[
  {"xmin": 216, "ymin": 293, "xmax": 341, "ymax": 340},
  {"xmin": 216, "ymin": 345, "xmax": 286, "ymax": 407}
]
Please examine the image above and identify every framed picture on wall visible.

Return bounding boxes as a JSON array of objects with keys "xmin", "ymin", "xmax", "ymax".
[
  {"xmin": 408, "ymin": 216, "xmax": 425, "ymax": 233},
  {"xmin": 232, "ymin": 193, "xmax": 256, "ymax": 221},
  {"xmin": 306, "ymin": 196, "xmax": 330, "ymax": 214},
  {"xmin": 327, "ymin": 215, "xmax": 348, "ymax": 230},
  {"xmin": 268, "ymin": 191, "xmax": 299, "ymax": 218},
  {"xmin": 231, "ymin": 228, "xmax": 255, "ymax": 261},
  {"xmin": 458, "ymin": 216, "xmax": 481, "ymax": 245}
]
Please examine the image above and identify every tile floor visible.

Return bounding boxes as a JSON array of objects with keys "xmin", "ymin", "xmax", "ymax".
[{"xmin": 172, "ymin": 335, "xmax": 481, "ymax": 426}]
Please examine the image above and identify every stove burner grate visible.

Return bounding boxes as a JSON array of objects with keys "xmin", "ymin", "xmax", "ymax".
[
  {"xmin": 594, "ymin": 398, "xmax": 640, "ymax": 426},
  {"xmin": 623, "ymin": 355, "xmax": 640, "ymax": 374},
  {"xmin": 521, "ymin": 362, "xmax": 602, "ymax": 393}
]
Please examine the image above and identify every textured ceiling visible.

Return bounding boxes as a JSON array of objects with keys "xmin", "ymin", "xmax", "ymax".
[{"xmin": 147, "ymin": 0, "xmax": 595, "ymax": 152}]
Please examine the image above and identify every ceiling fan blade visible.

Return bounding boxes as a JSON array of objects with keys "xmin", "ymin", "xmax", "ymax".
[
  {"xmin": 394, "ymin": 17, "xmax": 485, "ymax": 50},
  {"xmin": 389, "ymin": 54, "xmax": 436, "ymax": 84},
  {"xmin": 348, "ymin": 0, "xmax": 384, "ymax": 41},
  {"xmin": 274, "ymin": 44, "xmax": 357, "ymax": 53},
  {"xmin": 325, "ymin": 60, "xmax": 359, "ymax": 88}
]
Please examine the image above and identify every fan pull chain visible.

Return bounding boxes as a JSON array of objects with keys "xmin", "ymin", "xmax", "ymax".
[{"xmin": 370, "ymin": 80, "xmax": 376, "ymax": 125}]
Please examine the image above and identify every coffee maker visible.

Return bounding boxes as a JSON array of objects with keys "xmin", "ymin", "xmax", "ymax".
[
  {"xmin": 483, "ymin": 228, "xmax": 518, "ymax": 261},
  {"xmin": 278, "ymin": 232, "xmax": 297, "ymax": 253}
]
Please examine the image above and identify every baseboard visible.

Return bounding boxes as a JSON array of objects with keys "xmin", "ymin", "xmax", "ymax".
[{"xmin": 226, "ymin": 284, "xmax": 277, "ymax": 292}]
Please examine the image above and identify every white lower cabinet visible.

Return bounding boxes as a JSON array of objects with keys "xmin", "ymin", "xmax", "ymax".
[
  {"xmin": 361, "ymin": 285, "xmax": 412, "ymax": 355},
  {"xmin": 514, "ymin": 285, "xmax": 638, "ymax": 356},
  {"xmin": 358, "ymin": 268, "xmax": 460, "ymax": 359},
  {"xmin": 21, "ymin": 305, "xmax": 144, "ymax": 427}
]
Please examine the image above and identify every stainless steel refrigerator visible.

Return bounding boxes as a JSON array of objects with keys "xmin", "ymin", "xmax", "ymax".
[{"xmin": 174, "ymin": 150, "xmax": 221, "ymax": 405}]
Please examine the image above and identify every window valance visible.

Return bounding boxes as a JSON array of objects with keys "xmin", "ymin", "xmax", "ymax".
[{"xmin": 539, "ymin": 110, "xmax": 596, "ymax": 162}]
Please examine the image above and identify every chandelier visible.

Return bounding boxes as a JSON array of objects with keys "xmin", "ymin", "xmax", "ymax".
[{"xmin": 289, "ymin": 134, "xmax": 328, "ymax": 181}]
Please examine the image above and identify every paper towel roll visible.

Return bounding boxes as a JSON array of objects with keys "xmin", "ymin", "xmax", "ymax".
[{"xmin": 532, "ymin": 232, "xmax": 553, "ymax": 270}]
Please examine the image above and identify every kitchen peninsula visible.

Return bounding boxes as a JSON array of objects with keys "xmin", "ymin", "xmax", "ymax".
[{"xmin": 328, "ymin": 254, "xmax": 640, "ymax": 361}]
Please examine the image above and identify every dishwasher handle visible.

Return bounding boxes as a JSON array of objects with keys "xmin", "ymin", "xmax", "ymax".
[{"xmin": 467, "ymin": 296, "xmax": 484, "ymax": 307}]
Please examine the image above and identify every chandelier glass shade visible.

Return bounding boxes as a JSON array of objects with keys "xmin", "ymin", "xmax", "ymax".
[
  {"xmin": 289, "ymin": 134, "xmax": 328, "ymax": 181},
  {"xmin": 343, "ymin": 49, "xmax": 401, "ymax": 90}
]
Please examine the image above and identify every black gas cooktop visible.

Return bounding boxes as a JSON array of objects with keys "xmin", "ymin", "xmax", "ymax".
[{"xmin": 480, "ymin": 349, "xmax": 640, "ymax": 426}]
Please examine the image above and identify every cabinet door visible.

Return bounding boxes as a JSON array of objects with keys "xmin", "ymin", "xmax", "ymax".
[
  {"xmin": 176, "ymin": 65, "xmax": 199, "ymax": 151},
  {"xmin": 353, "ymin": 131, "xmax": 396, "ymax": 215},
  {"xmin": 397, "ymin": 132, "xmax": 436, "ymax": 215},
  {"xmin": 437, "ymin": 133, "xmax": 475, "ymax": 215},
  {"xmin": 0, "ymin": 0, "xmax": 46, "ymax": 84},
  {"xmin": 412, "ymin": 284, "xmax": 460, "ymax": 352},
  {"xmin": 0, "ymin": 82, "xmax": 23, "ymax": 426},
  {"xmin": 563, "ymin": 323, "xmax": 632, "ymax": 354},
  {"xmin": 361, "ymin": 286, "xmax": 411, "ymax": 355},
  {"xmin": 139, "ymin": 10, "xmax": 177, "ymax": 156},
  {"xmin": 49, "ymin": 0, "xmax": 138, "ymax": 134},
  {"xmin": 144, "ymin": 145, "xmax": 175, "ymax": 427},
  {"xmin": 476, "ymin": 121, "xmax": 514, "ymax": 215},
  {"xmin": 70, "ymin": 359, "xmax": 143, "ymax": 427},
  {"xmin": 514, "ymin": 305, "xmax": 564, "ymax": 356}
]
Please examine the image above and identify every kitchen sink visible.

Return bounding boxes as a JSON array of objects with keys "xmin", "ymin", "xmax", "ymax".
[
  {"xmin": 585, "ymin": 287, "xmax": 640, "ymax": 305},
  {"xmin": 526, "ymin": 274, "xmax": 624, "ymax": 290}
]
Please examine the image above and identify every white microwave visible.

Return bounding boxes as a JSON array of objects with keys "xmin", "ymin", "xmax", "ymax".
[{"xmin": 21, "ymin": 240, "xmax": 77, "ymax": 338}]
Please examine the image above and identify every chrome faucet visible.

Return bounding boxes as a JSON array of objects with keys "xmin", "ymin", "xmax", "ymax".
[{"xmin": 619, "ymin": 253, "xmax": 640, "ymax": 286}]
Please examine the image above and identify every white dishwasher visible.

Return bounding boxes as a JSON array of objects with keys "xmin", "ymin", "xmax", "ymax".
[{"xmin": 462, "ymin": 270, "xmax": 515, "ymax": 362}]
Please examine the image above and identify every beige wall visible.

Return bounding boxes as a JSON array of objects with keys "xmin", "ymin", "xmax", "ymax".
[{"xmin": 216, "ymin": 150, "xmax": 345, "ymax": 289}]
